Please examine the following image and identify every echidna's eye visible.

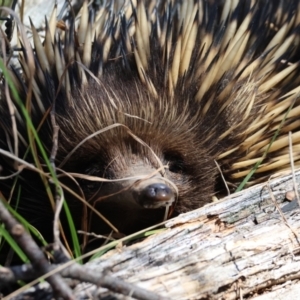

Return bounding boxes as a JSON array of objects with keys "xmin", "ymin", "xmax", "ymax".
[
  {"xmin": 82, "ymin": 163, "xmax": 113, "ymax": 192},
  {"xmin": 164, "ymin": 152, "xmax": 186, "ymax": 174}
]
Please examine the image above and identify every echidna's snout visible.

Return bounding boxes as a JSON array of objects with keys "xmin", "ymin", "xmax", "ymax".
[
  {"xmin": 88, "ymin": 174, "xmax": 176, "ymax": 234},
  {"xmin": 132, "ymin": 178, "xmax": 176, "ymax": 209}
]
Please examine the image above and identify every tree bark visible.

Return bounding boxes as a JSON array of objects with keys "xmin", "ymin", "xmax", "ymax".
[
  {"xmin": 73, "ymin": 171, "xmax": 300, "ymax": 299},
  {"xmin": 8, "ymin": 171, "xmax": 300, "ymax": 299}
]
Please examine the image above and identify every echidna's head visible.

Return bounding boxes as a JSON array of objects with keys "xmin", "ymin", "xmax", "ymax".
[{"xmin": 55, "ymin": 74, "xmax": 217, "ymax": 234}]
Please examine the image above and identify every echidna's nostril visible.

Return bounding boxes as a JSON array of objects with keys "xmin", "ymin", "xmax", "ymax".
[
  {"xmin": 136, "ymin": 183, "xmax": 175, "ymax": 208},
  {"xmin": 143, "ymin": 183, "xmax": 173, "ymax": 201}
]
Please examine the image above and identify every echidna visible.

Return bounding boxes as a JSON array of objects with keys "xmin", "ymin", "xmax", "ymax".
[{"xmin": 1, "ymin": 0, "xmax": 300, "ymax": 259}]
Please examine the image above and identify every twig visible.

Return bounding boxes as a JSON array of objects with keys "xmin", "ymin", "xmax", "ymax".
[
  {"xmin": 1, "ymin": 247, "xmax": 171, "ymax": 300},
  {"xmin": 0, "ymin": 200, "xmax": 74, "ymax": 299},
  {"xmin": 289, "ymin": 131, "xmax": 300, "ymax": 207}
]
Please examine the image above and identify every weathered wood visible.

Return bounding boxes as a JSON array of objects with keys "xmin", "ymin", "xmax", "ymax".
[{"xmin": 71, "ymin": 171, "xmax": 300, "ymax": 299}]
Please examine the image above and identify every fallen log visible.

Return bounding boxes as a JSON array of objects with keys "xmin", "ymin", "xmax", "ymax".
[
  {"xmin": 72, "ymin": 170, "xmax": 300, "ymax": 299},
  {"xmin": 6, "ymin": 171, "xmax": 300, "ymax": 299}
]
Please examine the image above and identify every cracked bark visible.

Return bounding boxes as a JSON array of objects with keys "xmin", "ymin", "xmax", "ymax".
[
  {"xmin": 72, "ymin": 171, "xmax": 300, "ymax": 299},
  {"xmin": 11, "ymin": 171, "xmax": 300, "ymax": 299}
]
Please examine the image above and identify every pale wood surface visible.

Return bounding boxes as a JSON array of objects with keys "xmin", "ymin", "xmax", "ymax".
[{"xmin": 73, "ymin": 171, "xmax": 300, "ymax": 299}]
